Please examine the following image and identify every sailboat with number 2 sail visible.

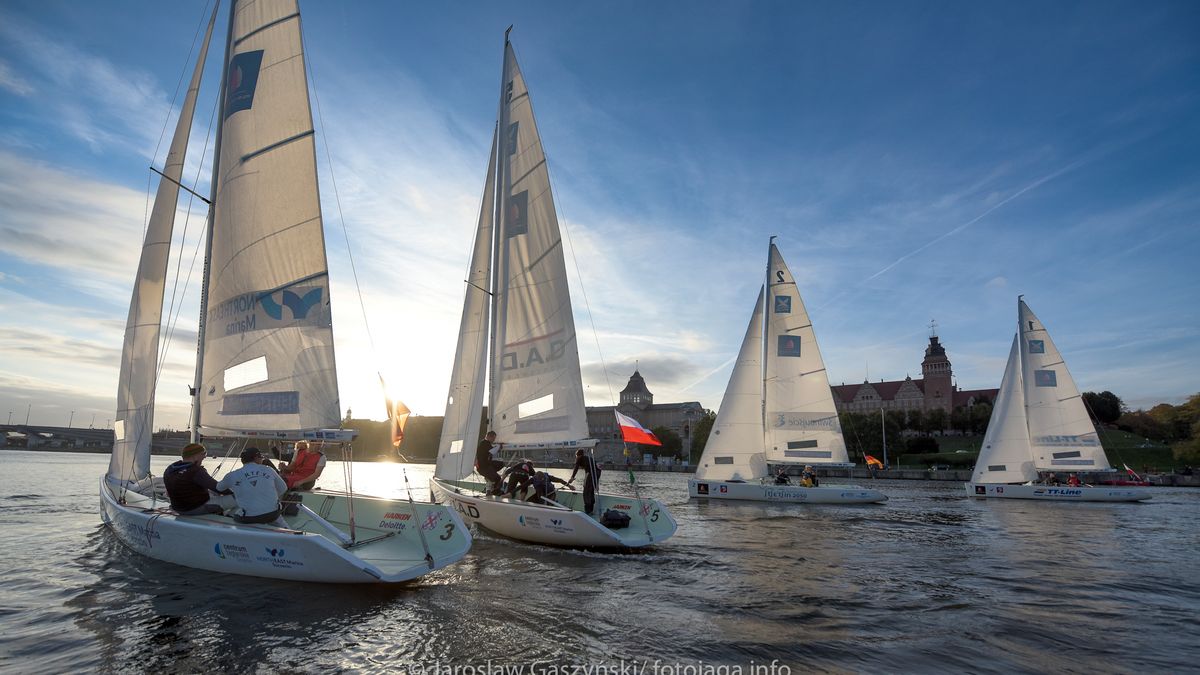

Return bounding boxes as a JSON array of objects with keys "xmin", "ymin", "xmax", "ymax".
[
  {"xmin": 966, "ymin": 297, "xmax": 1150, "ymax": 501},
  {"xmin": 429, "ymin": 29, "xmax": 677, "ymax": 548},
  {"xmin": 100, "ymin": 0, "xmax": 471, "ymax": 583},
  {"xmin": 689, "ymin": 238, "xmax": 887, "ymax": 504}
]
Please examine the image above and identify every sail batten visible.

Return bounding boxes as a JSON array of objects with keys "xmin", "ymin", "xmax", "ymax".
[{"xmin": 109, "ymin": 2, "xmax": 220, "ymax": 481}]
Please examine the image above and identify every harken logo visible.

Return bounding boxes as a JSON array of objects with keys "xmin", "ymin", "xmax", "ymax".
[{"xmin": 262, "ymin": 288, "xmax": 323, "ymax": 321}]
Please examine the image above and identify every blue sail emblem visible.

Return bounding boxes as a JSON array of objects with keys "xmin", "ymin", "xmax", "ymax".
[
  {"xmin": 225, "ymin": 50, "xmax": 264, "ymax": 118},
  {"xmin": 261, "ymin": 288, "xmax": 323, "ymax": 321}
]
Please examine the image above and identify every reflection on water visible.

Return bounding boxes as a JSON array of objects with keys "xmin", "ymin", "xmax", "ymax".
[{"xmin": 0, "ymin": 452, "xmax": 1197, "ymax": 672}]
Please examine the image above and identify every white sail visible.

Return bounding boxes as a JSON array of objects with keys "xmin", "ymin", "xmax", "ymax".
[
  {"xmin": 1019, "ymin": 298, "xmax": 1110, "ymax": 470},
  {"xmin": 488, "ymin": 42, "xmax": 588, "ymax": 445},
  {"xmin": 110, "ymin": 5, "xmax": 219, "ymax": 481},
  {"xmin": 436, "ymin": 132, "xmax": 497, "ymax": 480},
  {"xmin": 197, "ymin": 0, "xmax": 340, "ymax": 436},
  {"xmin": 762, "ymin": 243, "xmax": 850, "ymax": 465},
  {"xmin": 972, "ymin": 335, "xmax": 1036, "ymax": 483},
  {"xmin": 695, "ymin": 289, "xmax": 769, "ymax": 481}
]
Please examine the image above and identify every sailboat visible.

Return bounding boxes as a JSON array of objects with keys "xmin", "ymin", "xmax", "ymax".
[
  {"xmin": 99, "ymin": 0, "xmax": 472, "ymax": 583},
  {"xmin": 688, "ymin": 238, "xmax": 887, "ymax": 504},
  {"xmin": 966, "ymin": 297, "xmax": 1150, "ymax": 501},
  {"xmin": 428, "ymin": 30, "xmax": 678, "ymax": 548}
]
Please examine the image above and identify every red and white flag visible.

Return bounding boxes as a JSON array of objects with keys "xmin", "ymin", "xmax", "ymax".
[
  {"xmin": 1123, "ymin": 463, "xmax": 1142, "ymax": 481},
  {"xmin": 615, "ymin": 410, "xmax": 661, "ymax": 446}
]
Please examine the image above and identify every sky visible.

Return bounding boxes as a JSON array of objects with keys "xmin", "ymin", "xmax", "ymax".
[{"xmin": 0, "ymin": 0, "xmax": 1197, "ymax": 432}]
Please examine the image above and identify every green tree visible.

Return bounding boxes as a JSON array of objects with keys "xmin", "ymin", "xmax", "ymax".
[
  {"xmin": 906, "ymin": 409, "xmax": 925, "ymax": 432},
  {"xmin": 924, "ymin": 408, "xmax": 948, "ymax": 434},
  {"xmin": 689, "ymin": 409, "xmax": 717, "ymax": 462},
  {"xmin": 649, "ymin": 426, "xmax": 683, "ymax": 458},
  {"xmin": 1083, "ymin": 391, "xmax": 1124, "ymax": 425},
  {"xmin": 969, "ymin": 401, "xmax": 993, "ymax": 434},
  {"xmin": 950, "ymin": 406, "xmax": 971, "ymax": 434}
]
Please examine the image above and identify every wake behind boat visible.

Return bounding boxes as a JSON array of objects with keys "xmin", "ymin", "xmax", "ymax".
[
  {"xmin": 688, "ymin": 238, "xmax": 887, "ymax": 505},
  {"xmin": 429, "ymin": 29, "xmax": 676, "ymax": 548},
  {"xmin": 101, "ymin": 0, "xmax": 470, "ymax": 582},
  {"xmin": 965, "ymin": 297, "xmax": 1150, "ymax": 502}
]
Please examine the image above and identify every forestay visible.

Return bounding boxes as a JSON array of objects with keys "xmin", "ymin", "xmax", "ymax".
[
  {"xmin": 762, "ymin": 244, "xmax": 850, "ymax": 466},
  {"xmin": 197, "ymin": 0, "xmax": 339, "ymax": 437},
  {"xmin": 489, "ymin": 42, "xmax": 588, "ymax": 445},
  {"xmin": 110, "ymin": 5, "xmax": 219, "ymax": 482}
]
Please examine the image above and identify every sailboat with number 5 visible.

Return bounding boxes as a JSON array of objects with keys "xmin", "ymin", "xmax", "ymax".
[
  {"xmin": 100, "ymin": 0, "xmax": 471, "ymax": 583},
  {"xmin": 429, "ymin": 29, "xmax": 677, "ymax": 548}
]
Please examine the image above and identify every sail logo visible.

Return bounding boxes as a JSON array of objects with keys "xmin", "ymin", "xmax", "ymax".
[
  {"xmin": 225, "ymin": 50, "xmax": 264, "ymax": 118},
  {"xmin": 774, "ymin": 296, "xmax": 791, "ymax": 314},
  {"xmin": 773, "ymin": 413, "xmax": 838, "ymax": 430},
  {"xmin": 214, "ymin": 542, "xmax": 250, "ymax": 561},
  {"xmin": 506, "ymin": 190, "xmax": 529, "ymax": 236},
  {"xmin": 262, "ymin": 288, "xmax": 323, "ymax": 321},
  {"xmin": 1034, "ymin": 434, "xmax": 1100, "ymax": 447},
  {"xmin": 778, "ymin": 335, "xmax": 801, "ymax": 357},
  {"xmin": 1028, "ymin": 339, "xmax": 1045, "ymax": 354},
  {"xmin": 500, "ymin": 329, "xmax": 568, "ymax": 374},
  {"xmin": 1034, "ymin": 370, "xmax": 1057, "ymax": 387},
  {"xmin": 506, "ymin": 122, "xmax": 519, "ymax": 156}
]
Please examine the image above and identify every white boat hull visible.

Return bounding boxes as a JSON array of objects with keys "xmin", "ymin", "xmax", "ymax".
[
  {"xmin": 100, "ymin": 477, "xmax": 472, "ymax": 583},
  {"xmin": 965, "ymin": 482, "xmax": 1151, "ymax": 502},
  {"xmin": 430, "ymin": 478, "xmax": 677, "ymax": 548},
  {"xmin": 687, "ymin": 478, "xmax": 887, "ymax": 504}
]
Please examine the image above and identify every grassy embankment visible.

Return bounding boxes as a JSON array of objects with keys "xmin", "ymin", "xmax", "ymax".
[{"xmin": 893, "ymin": 430, "xmax": 1174, "ymax": 471}]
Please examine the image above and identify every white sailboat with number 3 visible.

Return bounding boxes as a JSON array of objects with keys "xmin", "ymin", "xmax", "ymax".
[{"xmin": 100, "ymin": 0, "xmax": 471, "ymax": 583}]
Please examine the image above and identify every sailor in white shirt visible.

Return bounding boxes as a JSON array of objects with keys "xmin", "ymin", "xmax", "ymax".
[{"xmin": 217, "ymin": 448, "xmax": 289, "ymax": 527}]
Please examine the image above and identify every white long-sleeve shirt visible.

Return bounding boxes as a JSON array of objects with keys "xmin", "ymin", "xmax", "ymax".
[{"xmin": 216, "ymin": 464, "xmax": 287, "ymax": 517}]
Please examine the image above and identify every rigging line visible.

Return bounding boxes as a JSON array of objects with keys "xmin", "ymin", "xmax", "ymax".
[
  {"xmin": 156, "ymin": 91, "xmax": 220, "ymax": 386},
  {"xmin": 142, "ymin": 0, "xmax": 215, "ymax": 242},
  {"xmin": 301, "ymin": 22, "xmax": 376, "ymax": 359}
]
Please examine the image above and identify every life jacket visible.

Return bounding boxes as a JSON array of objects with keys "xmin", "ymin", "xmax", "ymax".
[{"xmin": 285, "ymin": 448, "xmax": 322, "ymax": 488}]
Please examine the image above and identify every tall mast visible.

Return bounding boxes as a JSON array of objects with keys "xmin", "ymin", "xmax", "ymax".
[
  {"xmin": 487, "ymin": 26, "xmax": 514, "ymax": 428},
  {"xmin": 190, "ymin": 0, "xmax": 236, "ymax": 443},
  {"xmin": 762, "ymin": 236, "xmax": 775, "ymax": 441}
]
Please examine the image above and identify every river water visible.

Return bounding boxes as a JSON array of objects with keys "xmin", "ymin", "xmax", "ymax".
[{"xmin": 1, "ymin": 450, "xmax": 1197, "ymax": 674}]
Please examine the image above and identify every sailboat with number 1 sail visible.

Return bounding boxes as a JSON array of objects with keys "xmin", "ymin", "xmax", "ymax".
[
  {"xmin": 100, "ymin": 0, "xmax": 471, "ymax": 583},
  {"xmin": 689, "ymin": 238, "xmax": 887, "ymax": 504},
  {"xmin": 966, "ymin": 297, "xmax": 1150, "ymax": 501},
  {"xmin": 429, "ymin": 29, "xmax": 677, "ymax": 548}
]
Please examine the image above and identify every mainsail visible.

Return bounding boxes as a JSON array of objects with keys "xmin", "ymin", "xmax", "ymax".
[
  {"xmin": 197, "ymin": 0, "xmax": 339, "ymax": 436},
  {"xmin": 109, "ymin": 4, "xmax": 219, "ymax": 481},
  {"xmin": 488, "ymin": 41, "xmax": 588, "ymax": 445},
  {"xmin": 695, "ymin": 290, "xmax": 769, "ymax": 481},
  {"xmin": 436, "ymin": 132, "xmax": 497, "ymax": 480},
  {"xmin": 1019, "ymin": 298, "xmax": 1110, "ymax": 470},
  {"xmin": 762, "ymin": 243, "xmax": 850, "ymax": 466}
]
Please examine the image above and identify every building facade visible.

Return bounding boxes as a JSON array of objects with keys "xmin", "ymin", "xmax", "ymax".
[
  {"xmin": 585, "ymin": 370, "xmax": 705, "ymax": 463},
  {"xmin": 831, "ymin": 335, "xmax": 998, "ymax": 415}
]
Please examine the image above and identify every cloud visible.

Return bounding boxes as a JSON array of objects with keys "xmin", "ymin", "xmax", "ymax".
[
  {"xmin": 0, "ymin": 59, "xmax": 32, "ymax": 96},
  {"xmin": 985, "ymin": 276, "xmax": 1008, "ymax": 290}
]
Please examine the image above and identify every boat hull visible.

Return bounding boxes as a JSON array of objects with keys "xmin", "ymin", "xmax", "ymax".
[
  {"xmin": 964, "ymin": 482, "xmax": 1151, "ymax": 502},
  {"xmin": 100, "ymin": 477, "xmax": 471, "ymax": 583},
  {"xmin": 430, "ymin": 478, "xmax": 677, "ymax": 548},
  {"xmin": 687, "ymin": 478, "xmax": 887, "ymax": 504}
]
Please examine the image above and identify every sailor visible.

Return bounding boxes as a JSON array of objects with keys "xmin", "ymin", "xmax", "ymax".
[
  {"xmin": 1045, "ymin": 472, "xmax": 1060, "ymax": 486},
  {"xmin": 1067, "ymin": 473, "xmax": 1082, "ymax": 487},
  {"xmin": 475, "ymin": 431, "xmax": 505, "ymax": 495},
  {"xmin": 279, "ymin": 440, "xmax": 326, "ymax": 491},
  {"xmin": 528, "ymin": 470, "xmax": 571, "ymax": 504},
  {"xmin": 774, "ymin": 466, "xmax": 791, "ymax": 485},
  {"xmin": 501, "ymin": 459, "xmax": 536, "ymax": 499},
  {"xmin": 568, "ymin": 449, "xmax": 603, "ymax": 515},
  {"xmin": 800, "ymin": 465, "xmax": 819, "ymax": 488},
  {"xmin": 217, "ymin": 448, "xmax": 289, "ymax": 527},
  {"xmin": 163, "ymin": 443, "xmax": 229, "ymax": 516}
]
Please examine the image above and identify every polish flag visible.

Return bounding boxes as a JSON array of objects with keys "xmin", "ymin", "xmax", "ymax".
[{"xmin": 615, "ymin": 411, "xmax": 661, "ymax": 446}]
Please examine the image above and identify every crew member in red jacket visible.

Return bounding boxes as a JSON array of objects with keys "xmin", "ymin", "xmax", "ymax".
[{"xmin": 280, "ymin": 441, "xmax": 327, "ymax": 490}]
